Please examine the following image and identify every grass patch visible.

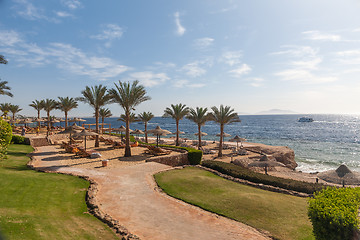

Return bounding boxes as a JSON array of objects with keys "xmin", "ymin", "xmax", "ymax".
[
  {"xmin": 155, "ymin": 167, "xmax": 314, "ymax": 240},
  {"xmin": 0, "ymin": 144, "xmax": 118, "ymax": 240}
]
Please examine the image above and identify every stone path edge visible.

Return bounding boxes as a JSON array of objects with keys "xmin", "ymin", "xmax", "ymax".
[
  {"xmin": 151, "ymin": 165, "xmax": 275, "ymax": 240},
  {"xmin": 26, "ymin": 148, "xmax": 139, "ymax": 240}
]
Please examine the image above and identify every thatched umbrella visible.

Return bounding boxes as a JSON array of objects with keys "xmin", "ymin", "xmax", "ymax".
[
  {"xmin": 147, "ymin": 126, "xmax": 171, "ymax": 147},
  {"xmin": 318, "ymin": 164, "xmax": 360, "ymax": 186},
  {"xmin": 172, "ymin": 130, "xmax": 185, "ymax": 135},
  {"xmin": 131, "ymin": 129, "xmax": 144, "ymax": 140},
  {"xmin": 57, "ymin": 124, "xmax": 83, "ymax": 144},
  {"xmin": 230, "ymin": 135, "xmax": 247, "ymax": 149},
  {"xmin": 248, "ymin": 155, "xmax": 285, "ymax": 175},
  {"xmin": 72, "ymin": 129, "xmax": 98, "ymax": 150},
  {"xmin": 18, "ymin": 118, "xmax": 33, "ymax": 127},
  {"xmin": 113, "ymin": 125, "xmax": 133, "ymax": 139},
  {"xmin": 194, "ymin": 131, "xmax": 208, "ymax": 136}
]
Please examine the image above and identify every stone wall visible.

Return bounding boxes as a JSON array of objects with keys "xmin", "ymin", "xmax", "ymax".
[{"xmin": 146, "ymin": 149, "xmax": 189, "ymax": 166}]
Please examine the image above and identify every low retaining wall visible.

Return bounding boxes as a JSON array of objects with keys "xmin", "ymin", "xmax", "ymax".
[{"xmin": 145, "ymin": 148, "xmax": 189, "ymax": 166}]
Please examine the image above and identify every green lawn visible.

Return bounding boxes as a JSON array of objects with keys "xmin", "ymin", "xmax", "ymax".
[
  {"xmin": 0, "ymin": 144, "xmax": 118, "ymax": 240},
  {"xmin": 155, "ymin": 167, "xmax": 314, "ymax": 240}
]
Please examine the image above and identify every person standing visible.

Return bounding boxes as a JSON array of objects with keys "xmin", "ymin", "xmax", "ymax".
[{"xmin": 21, "ymin": 126, "xmax": 26, "ymax": 136}]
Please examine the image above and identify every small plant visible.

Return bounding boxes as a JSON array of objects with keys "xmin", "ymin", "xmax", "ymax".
[
  {"xmin": 308, "ymin": 187, "xmax": 360, "ymax": 240},
  {"xmin": 11, "ymin": 135, "xmax": 26, "ymax": 144}
]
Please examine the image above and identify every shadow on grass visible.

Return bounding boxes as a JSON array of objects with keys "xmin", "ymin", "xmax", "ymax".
[{"xmin": 3, "ymin": 165, "xmax": 30, "ymax": 171}]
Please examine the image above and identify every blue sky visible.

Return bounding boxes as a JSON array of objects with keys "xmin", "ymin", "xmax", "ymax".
[{"xmin": 1, "ymin": 0, "xmax": 360, "ymax": 117}]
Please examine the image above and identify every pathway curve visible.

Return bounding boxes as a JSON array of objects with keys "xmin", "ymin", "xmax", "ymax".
[{"xmin": 31, "ymin": 145, "xmax": 270, "ymax": 240}]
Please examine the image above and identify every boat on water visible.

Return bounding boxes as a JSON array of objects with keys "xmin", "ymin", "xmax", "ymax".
[{"xmin": 298, "ymin": 117, "xmax": 314, "ymax": 122}]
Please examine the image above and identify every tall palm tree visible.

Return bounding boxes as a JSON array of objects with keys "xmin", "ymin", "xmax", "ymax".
[
  {"xmin": 208, "ymin": 105, "xmax": 240, "ymax": 157},
  {"xmin": 0, "ymin": 81, "xmax": 13, "ymax": 97},
  {"xmin": 186, "ymin": 107, "xmax": 209, "ymax": 149},
  {"xmin": 57, "ymin": 97, "xmax": 78, "ymax": 127},
  {"xmin": 42, "ymin": 99, "xmax": 58, "ymax": 136},
  {"xmin": 138, "ymin": 111, "xmax": 154, "ymax": 143},
  {"xmin": 77, "ymin": 85, "xmax": 111, "ymax": 147},
  {"xmin": 118, "ymin": 112, "xmax": 138, "ymax": 123},
  {"xmin": 9, "ymin": 104, "xmax": 22, "ymax": 121},
  {"xmin": 99, "ymin": 108, "xmax": 112, "ymax": 133},
  {"xmin": 0, "ymin": 103, "xmax": 11, "ymax": 118},
  {"xmin": 108, "ymin": 80, "xmax": 151, "ymax": 157},
  {"xmin": 163, "ymin": 103, "xmax": 189, "ymax": 146},
  {"xmin": 29, "ymin": 100, "xmax": 44, "ymax": 127},
  {"xmin": 0, "ymin": 55, "xmax": 7, "ymax": 64}
]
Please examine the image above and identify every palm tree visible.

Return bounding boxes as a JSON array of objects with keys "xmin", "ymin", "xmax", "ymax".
[
  {"xmin": 0, "ymin": 103, "xmax": 11, "ymax": 118},
  {"xmin": 118, "ymin": 113, "xmax": 138, "ymax": 123},
  {"xmin": 99, "ymin": 108, "xmax": 112, "ymax": 133},
  {"xmin": 108, "ymin": 80, "xmax": 151, "ymax": 157},
  {"xmin": 208, "ymin": 105, "xmax": 240, "ymax": 157},
  {"xmin": 29, "ymin": 100, "xmax": 44, "ymax": 127},
  {"xmin": 77, "ymin": 85, "xmax": 111, "ymax": 147},
  {"xmin": 163, "ymin": 103, "xmax": 189, "ymax": 146},
  {"xmin": 57, "ymin": 97, "xmax": 78, "ymax": 127},
  {"xmin": 186, "ymin": 107, "xmax": 209, "ymax": 149},
  {"xmin": 0, "ymin": 81, "xmax": 13, "ymax": 97},
  {"xmin": 0, "ymin": 55, "xmax": 7, "ymax": 64},
  {"xmin": 138, "ymin": 111, "xmax": 154, "ymax": 143},
  {"xmin": 9, "ymin": 104, "xmax": 22, "ymax": 121},
  {"xmin": 42, "ymin": 99, "xmax": 58, "ymax": 136}
]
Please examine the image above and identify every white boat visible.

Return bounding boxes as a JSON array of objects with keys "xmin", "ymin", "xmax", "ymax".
[{"xmin": 298, "ymin": 117, "xmax": 314, "ymax": 122}]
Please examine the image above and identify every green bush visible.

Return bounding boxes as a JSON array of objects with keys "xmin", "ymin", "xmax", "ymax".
[
  {"xmin": 11, "ymin": 135, "xmax": 26, "ymax": 144},
  {"xmin": 202, "ymin": 160, "xmax": 325, "ymax": 194},
  {"xmin": 308, "ymin": 187, "xmax": 360, "ymax": 240},
  {"xmin": 0, "ymin": 119, "xmax": 12, "ymax": 159}
]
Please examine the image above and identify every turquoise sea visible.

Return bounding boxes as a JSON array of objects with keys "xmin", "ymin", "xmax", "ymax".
[{"xmin": 71, "ymin": 114, "xmax": 360, "ymax": 173}]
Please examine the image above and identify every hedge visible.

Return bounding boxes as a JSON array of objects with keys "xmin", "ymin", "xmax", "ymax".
[
  {"xmin": 0, "ymin": 119, "xmax": 12, "ymax": 159},
  {"xmin": 308, "ymin": 187, "xmax": 360, "ymax": 240},
  {"xmin": 201, "ymin": 160, "xmax": 325, "ymax": 194},
  {"xmin": 11, "ymin": 135, "xmax": 27, "ymax": 144}
]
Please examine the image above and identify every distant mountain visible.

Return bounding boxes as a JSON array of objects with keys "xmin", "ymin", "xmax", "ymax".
[{"xmin": 255, "ymin": 109, "xmax": 298, "ymax": 115}]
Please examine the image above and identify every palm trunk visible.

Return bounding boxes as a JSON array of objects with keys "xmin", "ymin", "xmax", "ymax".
[
  {"xmin": 198, "ymin": 124, "xmax": 202, "ymax": 149},
  {"xmin": 176, "ymin": 119, "xmax": 179, "ymax": 146},
  {"xmin": 65, "ymin": 111, "xmax": 68, "ymax": 127},
  {"xmin": 125, "ymin": 111, "xmax": 131, "ymax": 157},
  {"xmin": 218, "ymin": 124, "xmax": 224, "ymax": 157},
  {"xmin": 144, "ymin": 122, "xmax": 148, "ymax": 143},
  {"xmin": 37, "ymin": 110, "xmax": 41, "ymax": 128},
  {"xmin": 95, "ymin": 109, "xmax": 99, "ymax": 147},
  {"xmin": 101, "ymin": 117, "xmax": 104, "ymax": 134},
  {"xmin": 47, "ymin": 111, "xmax": 50, "ymax": 137}
]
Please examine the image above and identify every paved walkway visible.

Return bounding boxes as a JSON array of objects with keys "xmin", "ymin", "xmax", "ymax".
[{"xmin": 32, "ymin": 145, "xmax": 270, "ymax": 240}]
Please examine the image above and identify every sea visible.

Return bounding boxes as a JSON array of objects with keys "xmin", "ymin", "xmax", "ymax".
[{"xmin": 55, "ymin": 114, "xmax": 360, "ymax": 173}]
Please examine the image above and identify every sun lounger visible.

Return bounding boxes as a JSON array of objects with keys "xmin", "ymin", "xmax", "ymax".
[
  {"xmin": 145, "ymin": 145, "xmax": 171, "ymax": 156},
  {"xmin": 76, "ymin": 148, "xmax": 98, "ymax": 158}
]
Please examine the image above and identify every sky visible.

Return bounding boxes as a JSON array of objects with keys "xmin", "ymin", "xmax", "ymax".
[{"xmin": 1, "ymin": 0, "xmax": 360, "ymax": 117}]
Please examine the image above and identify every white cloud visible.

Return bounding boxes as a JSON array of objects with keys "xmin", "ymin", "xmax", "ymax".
[
  {"xmin": 173, "ymin": 79, "xmax": 205, "ymax": 88},
  {"xmin": 55, "ymin": 11, "xmax": 72, "ymax": 18},
  {"xmin": 181, "ymin": 62, "xmax": 207, "ymax": 77},
  {"xmin": 12, "ymin": 0, "xmax": 48, "ymax": 21},
  {"xmin": 275, "ymin": 69, "xmax": 337, "ymax": 84},
  {"xmin": 220, "ymin": 51, "xmax": 243, "ymax": 66},
  {"xmin": 271, "ymin": 45, "xmax": 318, "ymax": 58},
  {"xmin": 248, "ymin": 77, "xmax": 264, "ymax": 87},
  {"xmin": 302, "ymin": 30, "xmax": 341, "ymax": 42},
  {"xmin": 91, "ymin": 24, "xmax": 124, "ymax": 47},
  {"xmin": 229, "ymin": 64, "xmax": 252, "ymax": 78},
  {"xmin": 0, "ymin": 30, "xmax": 22, "ymax": 46},
  {"xmin": 0, "ymin": 30, "xmax": 130, "ymax": 80},
  {"xmin": 129, "ymin": 71, "xmax": 169, "ymax": 87},
  {"xmin": 193, "ymin": 37, "xmax": 214, "ymax": 49},
  {"xmin": 290, "ymin": 57, "xmax": 322, "ymax": 70},
  {"xmin": 62, "ymin": 0, "xmax": 82, "ymax": 10},
  {"xmin": 174, "ymin": 12, "xmax": 186, "ymax": 36}
]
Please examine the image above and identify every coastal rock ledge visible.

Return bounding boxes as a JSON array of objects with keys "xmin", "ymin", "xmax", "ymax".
[{"xmin": 245, "ymin": 143, "xmax": 297, "ymax": 170}]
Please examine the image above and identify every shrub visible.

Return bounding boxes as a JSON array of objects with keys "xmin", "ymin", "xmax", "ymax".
[
  {"xmin": 0, "ymin": 119, "xmax": 12, "ymax": 159},
  {"xmin": 11, "ymin": 135, "xmax": 26, "ymax": 144},
  {"xmin": 202, "ymin": 160, "xmax": 325, "ymax": 194},
  {"xmin": 308, "ymin": 187, "xmax": 360, "ymax": 240}
]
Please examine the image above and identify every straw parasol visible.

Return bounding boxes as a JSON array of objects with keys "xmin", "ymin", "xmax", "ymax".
[
  {"xmin": 172, "ymin": 130, "xmax": 185, "ymax": 135},
  {"xmin": 69, "ymin": 117, "xmax": 86, "ymax": 126},
  {"xmin": 248, "ymin": 155, "xmax": 285, "ymax": 175},
  {"xmin": 230, "ymin": 135, "xmax": 247, "ymax": 149},
  {"xmin": 131, "ymin": 129, "xmax": 144, "ymax": 140},
  {"xmin": 72, "ymin": 129, "xmax": 98, "ymax": 150},
  {"xmin": 57, "ymin": 124, "xmax": 83, "ymax": 144},
  {"xmin": 147, "ymin": 126, "xmax": 172, "ymax": 147},
  {"xmin": 18, "ymin": 118, "xmax": 33, "ymax": 127},
  {"xmin": 318, "ymin": 164, "xmax": 360, "ymax": 186},
  {"xmin": 194, "ymin": 131, "xmax": 208, "ymax": 136},
  {"xmin": 216, "ymin": 132, "xmax": 231, "ymax": 137},
  {"xmin": 113, "ymin": 125, "xmax": 133, "ymax": 139}
]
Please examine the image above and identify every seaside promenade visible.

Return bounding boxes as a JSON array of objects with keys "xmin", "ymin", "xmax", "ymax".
[{"xmin": 30, "ymin": 144, "xmax": 270, "ymax": 240}]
